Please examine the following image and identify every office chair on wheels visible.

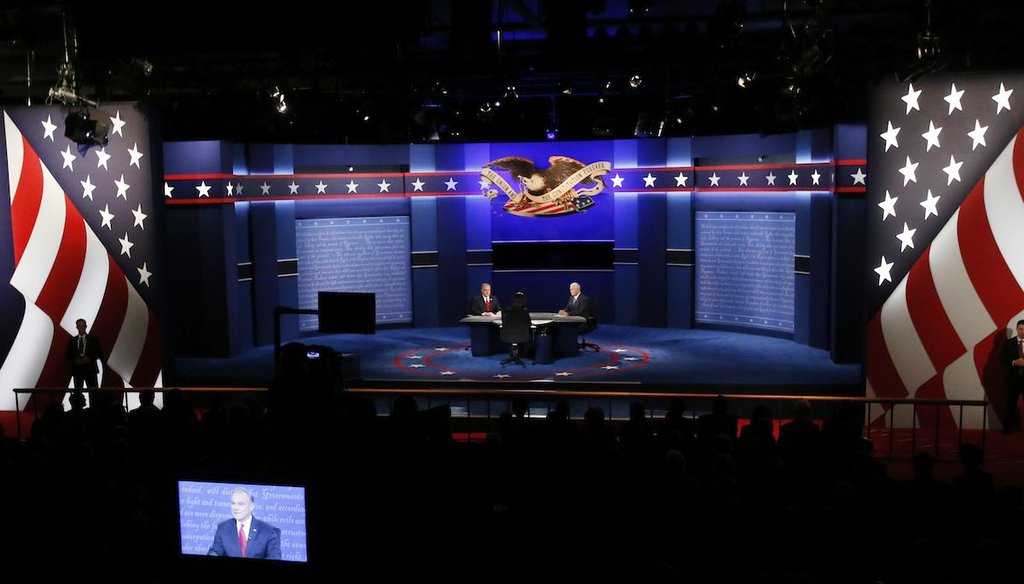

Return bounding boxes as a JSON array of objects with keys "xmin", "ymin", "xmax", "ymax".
[
  {"xmin": 500, "ymin": 303, "xmax": 532, "ymax": 367},
  {"xmin": 578, "ymin": 298, "xmax": 599, "ymax": 352}
]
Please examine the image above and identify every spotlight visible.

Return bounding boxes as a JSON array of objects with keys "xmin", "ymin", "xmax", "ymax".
[
  {"xmin": 271, "ymin": 86, "xmax": 288, "ymax": 113},
  {"xmin": 629, "ymin": 74, "xmax": 643, "ymax": 89},
  {"xmin": 64, "ymin": 108, "xmax": 109, "ymax": 146}
]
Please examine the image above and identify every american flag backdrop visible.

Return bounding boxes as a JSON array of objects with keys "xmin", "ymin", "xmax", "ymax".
[
  {"xmin": 0, "ymin": 105, "xmax": 162, "ymax": 411},
  {"xmin": 866, "ymin": 73, "xmax": 1024, "ymax": 429}
]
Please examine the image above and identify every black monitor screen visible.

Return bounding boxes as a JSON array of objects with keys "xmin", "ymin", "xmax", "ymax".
[
  {"xmin": 318, "ymin": 291, "xmax": 376, "ymax": 334},
  {"xmin": 178, "ymin": 480, "xmax": 308, "ymax": 563},
  {"xmin": 492, "ymin": 241, "xmax": 614, "ymax": 270}
]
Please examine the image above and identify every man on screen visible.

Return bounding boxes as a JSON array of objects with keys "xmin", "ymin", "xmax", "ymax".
[
  {"xmin": 208, "ymin": 488, "xmax": 282, "ymax": 560},
  {"xmin": 469, "ymin": 282, "xmax": 502, "ymax": 316},
  {"xmin": 558, "ymin": 282, "xmax": 591, "ymax": 317}
]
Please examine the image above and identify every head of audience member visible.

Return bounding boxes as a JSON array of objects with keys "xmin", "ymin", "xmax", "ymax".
[{"xmin": 511, "ymin": 291, "xmax": 527, "ymax": 310}]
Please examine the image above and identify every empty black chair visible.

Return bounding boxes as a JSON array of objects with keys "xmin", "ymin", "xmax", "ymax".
[
  {"xmin": 578, "ymin": 297, "xmax": 599, "ymax": 351},
  {"xmin": 500, "ymin": 307, "xmax": 532, "ymax": 367}
]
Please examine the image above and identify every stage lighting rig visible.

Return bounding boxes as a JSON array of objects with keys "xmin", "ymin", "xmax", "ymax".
[
  {"xmin": 47, "ymin": 85, "xmax": 97, "ymax": 108},
  {"xmin": 63, "ymin": 106, "xmax": 109, "ymax": 146}
]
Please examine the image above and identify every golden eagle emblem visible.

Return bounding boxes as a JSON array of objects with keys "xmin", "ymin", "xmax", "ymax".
[{"xmin": 480, "ymin": 156, "xmax": 611, "ymax": 217}]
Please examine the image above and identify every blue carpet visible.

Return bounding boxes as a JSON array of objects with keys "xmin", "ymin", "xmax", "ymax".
[{"xmin": 174, "ymin": 325, "xmax": 862, "ymax": 394}]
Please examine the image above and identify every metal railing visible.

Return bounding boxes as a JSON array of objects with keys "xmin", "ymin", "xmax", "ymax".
[{"xmin": 12, "ymin": 386, "xmax": 989, "ymax": 460}]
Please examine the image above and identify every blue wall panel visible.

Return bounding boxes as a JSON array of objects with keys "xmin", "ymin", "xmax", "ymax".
[
  {"xmin": 638, "ymin": 193, "xmax": 667, "ymax": 327},
  {"xmin": 808, "ymin": 192, "xmax": 832, "ymax": 350},
  {"xmin": 411, "ymin": 197, "xmax": 439, "ymax": 327},
  {"xmin": 666, "ymin": 192, "xmax": 693, "ymax": 329},
  {"xmin": 613, "ymin": 192, "xmax": 638, "ymax": 325},
  {"xmin": 250, "ymin": 202, "xmax": 280, "ymax": 346},
  {"xmin": 437, "ymin": 196, "xmax": 468, "ymax": 325},
  {"xmin": 275, "ymin": 201, "xmax": 299, "ymax": 342},
  {"xmin": 230, "ymin": 203, "xmax": 254, "ymax": 353},
  {"xmin": 164, "ymin": 141, "xmax": 227, "ymax": 174},
  {"xmin": 492, "ymin": 271, "xmax": 614, "ymax": 316}
]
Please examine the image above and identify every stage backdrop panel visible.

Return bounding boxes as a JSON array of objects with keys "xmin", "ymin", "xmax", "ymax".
[
  {"xmin": 695, "ymin": 211, "xmax": 795, "ymax": 334},
  {"xmin": 295, "ymin": 216, "xmax": 411, "ymax": 330}
]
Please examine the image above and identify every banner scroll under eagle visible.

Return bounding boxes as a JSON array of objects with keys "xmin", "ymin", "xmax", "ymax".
[{"xmin": 481, "ymin": 156, "xmax": 611, "ymax": 217}]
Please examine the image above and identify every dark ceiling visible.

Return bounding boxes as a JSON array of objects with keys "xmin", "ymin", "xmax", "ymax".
[{"xmin": 1, "ymin": 0, "xmax": 1021, "ymax": 143}]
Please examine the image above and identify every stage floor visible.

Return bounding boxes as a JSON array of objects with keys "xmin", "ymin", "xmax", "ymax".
[{"xmin": 174, "ymin": 325, "xmax": 863, "ymax": 396}]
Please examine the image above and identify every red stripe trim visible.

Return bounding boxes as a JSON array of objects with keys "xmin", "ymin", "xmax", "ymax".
[
  {"xmin": 35, "ymin": 196, "xmax": 86, "ymax": 319},
  {"xmin": 836, "ymin": 159, "xmax": 868, "ymax": 166},
  {"xmin": 129, "ymin": 310, "xmax": 162, "ymax": 387},
  {"xmin": 958, "ymin": 178, "xmax": 1024, "ymax": 325},
  {"xmin": 90, "ymin": 256, "xmax": 129, "ymax": 383},
  {"xmin": 163, "ymin": 173, "xmax": 234, "ymax": 180},
  {"xmin": 866, "ymin": 312, "xmax": 909, "ymax": 399},
  {"xmin": 24, "ymin": 325, "xmax": 71, "ymax": 411},
  {"xmin": 1014, "ymin": 131, "xmax": 1024, "ymax": 200},
  {"xmin": 11, "ymin": 135, "xmax": 44, "ymax": 265},
  {"xmin": 975, "ymin": 333, "xmax": 1007, "ymax": 421},
  {"xmin": 905, "ymin": 247, "xmax": 965, "ymax": 370},
  {"xmin": 34, "ymin": 326, "xmax": 69, "ymax": 388},
  {"xmin": 913, "ymin": 375, "xmax": 957, "ymax": 428}
]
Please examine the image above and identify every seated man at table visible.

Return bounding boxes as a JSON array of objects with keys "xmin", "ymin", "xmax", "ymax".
[
  {"xmin": 469, "ymin": 282, "xmax": 502, "ymax": 316},
  {"xmin": 558, "ymin": 281, "xmax": 591, "ymax": 317}
]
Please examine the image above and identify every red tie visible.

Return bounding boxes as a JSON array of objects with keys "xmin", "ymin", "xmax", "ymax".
[
  {"xmin": 239, "ymin": 524, "xmax": 247, "ymax": 558},
  {"xmin": 485, "ymin": 298, "xmax": 491, "ymax": 311}
]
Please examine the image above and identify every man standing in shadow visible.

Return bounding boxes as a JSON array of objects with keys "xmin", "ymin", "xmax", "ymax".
[
  {"xmin": 1001, "ymin": 319, "xmax": 1024, "ymax": 433},
  {"xmin": 65, "ymin": 318, "xmax": 103, "ymax": 390}
]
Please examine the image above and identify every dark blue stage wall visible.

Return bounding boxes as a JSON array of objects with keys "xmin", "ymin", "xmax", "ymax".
[{"xmin": 162, "ymin": 127, "xmax": 867, "ymax": 365}]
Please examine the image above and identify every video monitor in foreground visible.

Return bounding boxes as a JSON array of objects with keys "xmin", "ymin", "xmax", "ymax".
[{"xmin": 178, "ymin": 480, "xmax": 308, "ymax": 563}]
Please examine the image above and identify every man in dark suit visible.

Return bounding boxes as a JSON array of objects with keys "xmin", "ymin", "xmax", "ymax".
[
  {"xmin": 469, "ymin": 282, "xmax": 502, "ymax": 316},
  {"xmin": 1001, "ymin": 319, "xmax": 1024, "ymax": 432},
  {"xmin": 208, "ymin": 487, "xmax": 282, "ymax": 559},
  {"xmin": 65, "ymin": 318, "xmax": 103, "ymax": 389},
  {"xmin": 558, "ymin": 281, "xmax": 591, "ymax": 317}
]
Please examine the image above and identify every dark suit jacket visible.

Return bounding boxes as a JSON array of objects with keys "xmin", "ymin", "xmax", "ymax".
[
  {"xmin": 1002, "ymin": 336, "xmax": 1024, "ymax": 388},
  {"xmin": 564, "ymin": 294, "xmax": 591, "ymax": 317},
  {"xmin": 469, "ymin": 294, "xmax": 501, "ymax": 315},
  {"xmin": 208, "ymin": 517, "xmax": 282, "ymax": 559},
  {"xmin": 65, "ymin": 334, "xmax": 103, "ymax": 375}
]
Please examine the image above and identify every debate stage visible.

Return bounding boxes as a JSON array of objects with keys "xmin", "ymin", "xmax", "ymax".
[{"xmin": 174, "ymin": 325, "xmax": 862, "ymax": 397}]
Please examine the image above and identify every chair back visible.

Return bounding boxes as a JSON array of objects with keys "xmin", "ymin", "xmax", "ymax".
[
  {"xmin": 580, "ymin": 297, "xmax": 598, "ymax": 334},
  {"xmin": 500, "ymin": 308, "xmax": 532, "ymax": 343}
]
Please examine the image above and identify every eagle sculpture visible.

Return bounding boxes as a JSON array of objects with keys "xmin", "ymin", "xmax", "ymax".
[{"xmin": 483, "ymin": 156, "xmax": 598, "ymax": 197}]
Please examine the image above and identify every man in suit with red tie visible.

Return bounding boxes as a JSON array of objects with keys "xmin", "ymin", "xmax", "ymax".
[
  {"xmin": 208, "ymin": 487, "xmax": 282, "ymax": 559},
  {"xmin": 470, "ymin": 282, "xmax": 502, "ymax": 316},
  {"xmin": 1001, "ymin": 319, "xmax": 1024, "ymax": 433},
  {"xmin": 64, "ymin": 318, "xmax": 103, "ymax": 390}
]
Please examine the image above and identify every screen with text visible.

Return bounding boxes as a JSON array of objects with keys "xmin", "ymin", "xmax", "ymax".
[
  {"xmin": 178, "ymin": 480, "xmax": 308, "ymax": 562},
  {"xmin": 295, "ymin": 216, "xmax": 412, "ymax": 330},
  {"xmin": 695, "ymin": 211, "xmax": 795, "ymax": 334}
]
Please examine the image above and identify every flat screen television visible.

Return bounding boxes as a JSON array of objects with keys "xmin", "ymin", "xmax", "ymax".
[
  {"xmin": 177, "ymin": 480, "xmax": 308, "ymax": 563},
  {"xmin": 318, "ymin": 291, "xmax": 376, "ymax": 334},
  {"xmin": 491, "ymin": 241, "xmax": 614, "ymax": 270}
]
